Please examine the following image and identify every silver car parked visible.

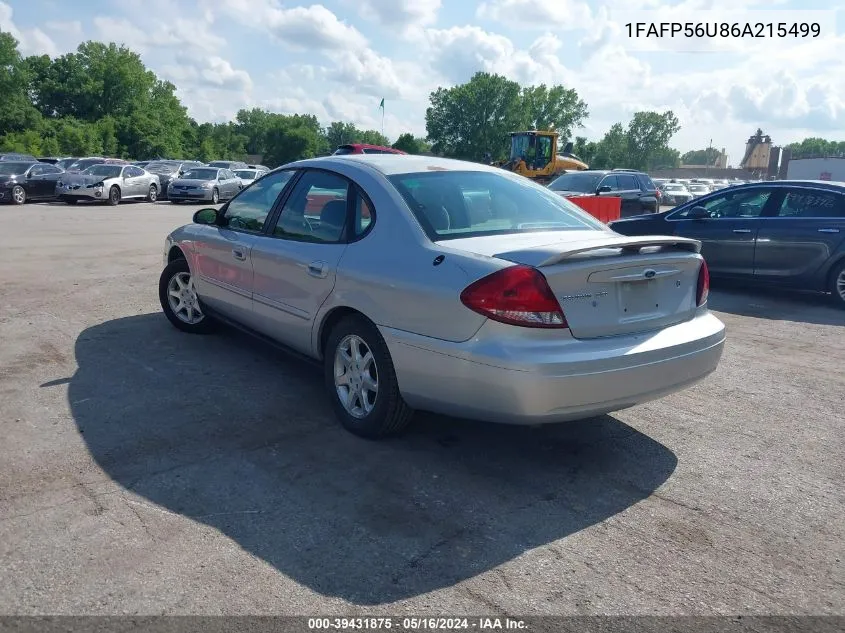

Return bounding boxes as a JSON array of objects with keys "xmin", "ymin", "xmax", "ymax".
[
  {"xmin": 56, "ymin": 163, "xmax": 160, "ymax": 205},
  {"xmin": 158, "ymin": 156, "xmax": 726, "ymax": 439},
  {"xmin": 167, "ymin": 167, "xmax": 242, "ymax": 204}
]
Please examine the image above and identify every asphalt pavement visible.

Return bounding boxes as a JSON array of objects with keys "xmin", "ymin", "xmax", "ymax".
[{"xmin": 0, "ymin": 200, "xmax": 842, "ymax": 615}]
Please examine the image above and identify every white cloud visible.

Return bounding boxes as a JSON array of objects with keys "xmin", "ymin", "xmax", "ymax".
[
  {"xmin": 162, "ymin": 54, "xmax": 253, "ymax": 92},
  {"xmin": 213, "ymin": 0, "xmax": 366, "ymax": 51},
  {"xmin": 92, "ymin": 15, "xmax": 224, "ymax": 54},
  {"xmin": 0, "ymin": 1, "xmax": 58, "ymax": 56},
  {"xmin": 352, "ymin": 0, "xmax": 441, "ymax": 29},
  {"xmin": 476, "ymin": 0, "xmax": 593, "ymax": 29}
]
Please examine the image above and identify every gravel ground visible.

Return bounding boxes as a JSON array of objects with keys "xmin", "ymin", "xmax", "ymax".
[{"xmin": 0, "ymin": 201, "xmax": 842, "ymax": 616}]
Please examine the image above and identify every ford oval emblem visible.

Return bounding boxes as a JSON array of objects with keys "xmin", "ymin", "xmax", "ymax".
[{"xmin": 644, "ymin": 269, "xmax": 657, "ymax": 279}]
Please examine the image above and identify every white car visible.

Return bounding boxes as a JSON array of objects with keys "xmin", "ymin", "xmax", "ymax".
[
  {"xmin": 233, "ymin": 168, "xmax": 268, "ymax": 187},
  {"xmin": 56, "ymin": 164, "xmax": 161, "ymax": 205}
]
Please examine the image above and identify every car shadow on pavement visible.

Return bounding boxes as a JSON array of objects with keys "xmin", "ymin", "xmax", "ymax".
[
  {"xmin": 66, "ymin": 313, "xmax": 678, "ymax": 605},
  {"xmin": 707, "ymin": 284, "xmax": 845, "ymax": 326}
]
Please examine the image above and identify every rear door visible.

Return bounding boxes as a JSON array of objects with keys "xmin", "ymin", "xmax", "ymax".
[
  {"xmin": 668, "ymin": 187, "xmax": 777, "ymax": 277},
  {"xmin": 613, "ymin": 174, "xmax": 642, "ymax": 217},
  {"xmin": 753, "ymin": 186, "xmax": 845, "ymax": 289}
]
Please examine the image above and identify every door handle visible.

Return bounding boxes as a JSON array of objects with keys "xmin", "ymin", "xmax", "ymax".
[
  {"xmin": 232, "ymin": 249, "xmax": 246, "ymax": 261},
  {"xmin": 732, "ymin": 229, "xmax": 751, "ymax": 234},
  {"xmin": 818, "ymin": 228, "xmax": 840, "ymax": 233},
  {"xmin": 307, "ymin": 261, "xmax": 328, "ymax": 278}
]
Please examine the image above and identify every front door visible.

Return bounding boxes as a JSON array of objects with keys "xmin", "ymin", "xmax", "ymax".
[
  {"xmin": 250, "ymin": 169, "xmax": 352, "ymax": 355},
  {"xmin": 192, "ymin": 169, "xmax": 296, "ymax": 323},
  {"xmin": 122, "ymin": 166, "xmax": 145, "ymax": 197},
  {"xmin": 668, "ymin": 187, "xmax": 777, "ymax": 276},
  {"xmin": 754, "ymin": 186, "xmax": 845, "ymax": 289}
]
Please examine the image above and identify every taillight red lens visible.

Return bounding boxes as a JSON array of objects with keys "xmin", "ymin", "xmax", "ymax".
[
  {"xmin": 696, "ymin": 259, "xmax": 710, "ymax": 306},
  {"xmin": 460, "ymin": 265, "xmax": 568, "ymax": 328}
]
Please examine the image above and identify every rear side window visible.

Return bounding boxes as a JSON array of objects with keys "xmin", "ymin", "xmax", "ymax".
[
  {"xmin": 615, "ymin": 174, "xmax": 638, "ymax": 190},
  {"xmin": 776, "ymin": 189, "xmax": 845, "ymax": 218},
  {"xmin": 637, "ymin": 174, "xmax": 656, "ymax": 190}
]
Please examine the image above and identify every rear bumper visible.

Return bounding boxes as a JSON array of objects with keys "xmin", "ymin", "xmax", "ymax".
[
  {"xmin": 381, "ymin": 311, "xmax": 726, "ymax": 425},
  {"xmin": 168, "ymin": 188, "xmax": 214, "ymax": 201}
]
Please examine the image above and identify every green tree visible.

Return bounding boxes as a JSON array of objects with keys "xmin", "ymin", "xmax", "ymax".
[
  {"xmin": 0, "ymin": 31, "xmax": 42, "ymax": 134},
  {"xmin": 263, "ymin": 114, "xmax": 324, "ymax": 167},
  {"xmin": 324, "ymin": 121, "xmax": 359, "ymax": 150},
  {"xmin": 681, "ymin": 147, "xmax": 721, "ymax": 165},
  {"xmin": 357, "ymin": 129, "xmax": 390, "ymax": 146},
  {"xmin": 425, "ymin": 72, "xmax": 588, "ymax": 162},
  {"xmin": 392, "ymin": 133, "xmax": 421, "ymax": 154},
  {"xmin": 426, "ymin": 72, "xmax": 524, "ymax": 161},
  {"xmin": 786, "ymin": 137, "xmax": 845, "ymax": 159},
  {"xmin": 589, "ymin": 123, "xmax": 628, "ymax": 169},
  {"xmin": 519, "ymin": 84, "xmax": 588, "ymax": 140},
  {"xmin": 625, "ymin": 110, "xmax": 681, "ymax": 171}
]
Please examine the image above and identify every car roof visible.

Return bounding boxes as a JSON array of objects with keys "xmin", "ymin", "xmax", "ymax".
[{"xmin": 291, "ymin": 154, "xmax": 504, "ymax": 176}]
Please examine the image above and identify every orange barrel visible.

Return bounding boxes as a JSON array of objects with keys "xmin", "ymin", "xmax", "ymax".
[{"xmin": 566, "ymin": 196, "xmax": 621, "ymax": 223}]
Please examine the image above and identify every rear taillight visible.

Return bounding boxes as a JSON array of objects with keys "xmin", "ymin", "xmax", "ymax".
[
  {"xmin": 696, "ymin": 259, "xmax": 710, "ymax": 306},
  {"xmin": 460, "ymin": 265, "xmax": 568, "ymax": 328},
  {"xmin": 655, "ymin": 189, "xmax": 661, "ymax": 199}
]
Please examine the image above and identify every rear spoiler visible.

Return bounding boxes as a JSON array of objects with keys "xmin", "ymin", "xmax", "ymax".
[{"xmin": 536, "ymin": 235, "xmax": 702, "ymax": 267}]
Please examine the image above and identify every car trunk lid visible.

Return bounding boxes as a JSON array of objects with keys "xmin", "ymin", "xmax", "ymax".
[{"xmin": 443, "ymin": 232, "xmax": 703, "ymax": 339}]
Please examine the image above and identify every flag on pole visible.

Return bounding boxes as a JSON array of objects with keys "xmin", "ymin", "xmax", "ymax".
[
  {"xmin": 379, "ymin": 98, "xmax": 385, "ymax": 111},
  {"xmin": 379, "ymin": 98, "xmax": 385, "ymax": 138}
]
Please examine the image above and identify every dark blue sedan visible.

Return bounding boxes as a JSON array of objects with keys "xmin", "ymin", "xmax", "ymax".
[{"xmin": 609, "ymin": 180, "xmax": 845, "ymax": 308}]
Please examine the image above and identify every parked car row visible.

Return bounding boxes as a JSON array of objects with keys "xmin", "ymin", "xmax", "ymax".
[{"xmin": 0, "ymin": 153, "xmax": 269, "ymax": 205}]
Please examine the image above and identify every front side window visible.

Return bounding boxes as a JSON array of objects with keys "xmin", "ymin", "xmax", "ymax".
[
  {"xmin": 672, "ymin": 188, "xmax": 773, "ymax": 219},
  {"xmin": 222, "ymin": 169, "xmax": 295, "ymax": 233},
  {"xmin": 273, "ymin": 170, "xmax": 350, "ymax": 243},
  {"xmin": 389, "ymin": 170, "xmax": 605, "ymax": 240}
]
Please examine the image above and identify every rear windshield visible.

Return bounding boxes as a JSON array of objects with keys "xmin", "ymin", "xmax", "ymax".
[
  {"xmin": 548, "ymin": 172, "xmax": 603, "ymax": 193},
  {"xmin": 234, "ymin": 169, "xmax": 258, "ymax": 179},
  {"xmin": 182, "ymin": 169, "xmax": 218, "ymax": 180},
  {"xmin": 333, "ymin": 146, "xmax": 355, "ymax": 155},
  {"xmin": 82, "ymin": 165, "xmax": 122, "ymax": 178},
  {"xmin": 388, "ymin": 171, "xmax": 605, "ymax": 240},
  {"xmin": 69, "ymin": 159, "xmax": 104, "ymax": 171},
  {"xmin": 146, "ymin": 161, "xmax": 180, "ymax": 174}
]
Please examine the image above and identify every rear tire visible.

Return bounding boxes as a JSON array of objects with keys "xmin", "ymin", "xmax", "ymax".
[
  {"xmin": 107, "ymin": 186, "xmax": 121, "ymax": 206},
  {"xmin": 158, "ymin": 258, "xmax": 216, "ymax": 334},
  {"xmin": 324, "ymin": 315, "xmax": 413, "ymax": 439},
  {"xmin": 147, "ymin": 184, "xmax": 158, "ymax": 202},
  {"xmin": 830, "ymin": 260, "xmax": 845, "ymax": 309},
  {"xmin": 211, "ymin": 188, "xmax": 219, "ymax": 204}
]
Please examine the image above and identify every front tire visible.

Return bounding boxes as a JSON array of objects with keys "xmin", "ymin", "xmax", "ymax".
[
  {"xmin": 211, "ymin": 188, "xmax": 219, "ymax": 204},
  {"xmin": 324, "ymin": 315, "xmax": 413, "ymax": 439},
  {"xmin": 158, "ymin": 258, "xmax": 215, "ymax": 334},
  {"xmin": 830, "ymin": 260, "xmax": 845, "ymax": 309},
  {"xmin": 107, "ymin": 186, "xmax": 121, "ymax": 206},
  {"xmin": 147, "ymin": 184, "xmax": 158, "ymax": 202},
  {"xmin": 11, "ymin": 185, "xmax": 26, "ymax": 205}
]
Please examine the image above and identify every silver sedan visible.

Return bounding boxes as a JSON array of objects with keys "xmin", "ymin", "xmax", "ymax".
[
  {"xmin": 167, "ymin": 167, "xmax": 242, "ymax": 204},
  {"xmin": 158, "ymin": 156, "xmax": 725, "ymax": 438},
  {"xmin": 56, "ymin": 164, "xmax": 160, "ymax": 205}
]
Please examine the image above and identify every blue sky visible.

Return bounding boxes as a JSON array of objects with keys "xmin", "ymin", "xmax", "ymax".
[{"xmin": 2, "ymin": 0, "xmax": 842, "ymax": 164}]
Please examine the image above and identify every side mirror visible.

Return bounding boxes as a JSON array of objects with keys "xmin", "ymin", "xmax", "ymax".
[
  {"xmin": 687, "ymin": 206, "xmax": 710, "ymax": 220},
  {"xmin": 596, "ymin": 185, "xmax": 612, "ymax": 195},
  {"xmin": 193, "ymin": 208, "xmax": 220, "ymax": 225}
]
